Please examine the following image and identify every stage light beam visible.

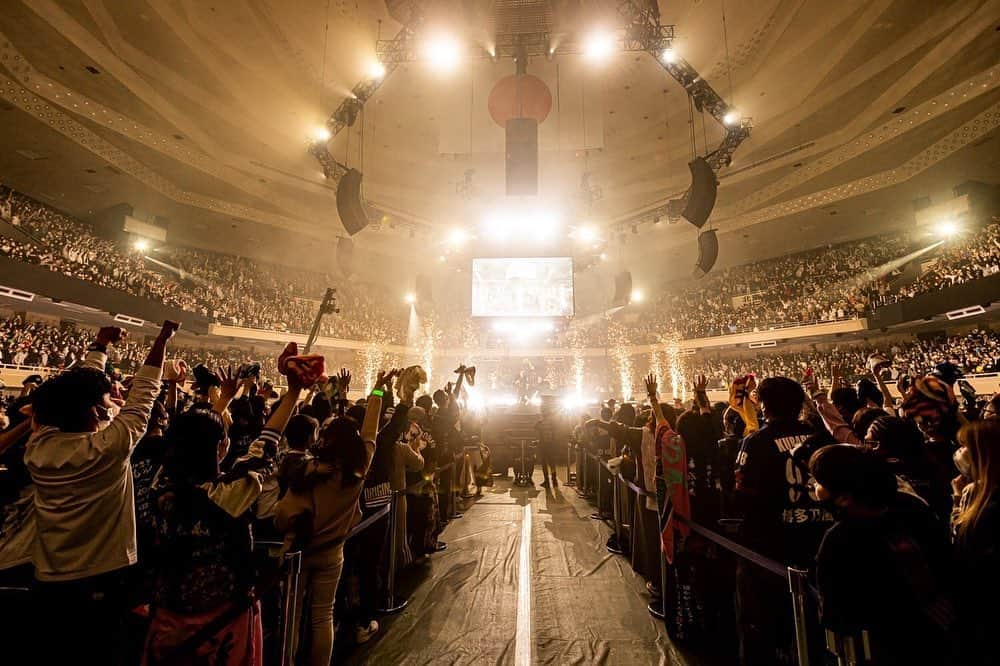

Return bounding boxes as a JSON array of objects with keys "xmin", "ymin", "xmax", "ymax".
[
  {"xmin": 367, "ymin": 61, "xmax": 386, "ymax": 80},
  {"xmin": 424, "ymin": 33, "xmax": 461, "ymax": 72},
  {"xmin": 723, "ymin": 110, "xmax": 740, "ymax": 126},
  {"xmin": 583, "ymin": 30, "xmax": 615, "ymax": 62},
  {"xmin": 631, "ymin": 289, "xmax": 644, "ymax": 303},
  {"xmin": 404, "ymin": 293, "xmax": 416, "ymax": 304},
  {"xmin": 447, "ymin": 228, "xmax": 468, "ymax": 247},
  {"xmin": 133, "ymin": 239, "xmax": 149, "ymax": 252},
  {"xmin": 312, "ymin": 126, "xmax": 331, "ymax": 142},
  {"xmin": 661, "ymin": 47, "xmax": 676, "ymax": 64},
  {"xmin": 936, "ymin": 220, "xmax": 959, "ymax": 238}
]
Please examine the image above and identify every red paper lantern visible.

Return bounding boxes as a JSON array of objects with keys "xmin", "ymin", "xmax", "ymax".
[{"xmin": 488, "ymin": 74, "xmax": 553, "ymax": 127}]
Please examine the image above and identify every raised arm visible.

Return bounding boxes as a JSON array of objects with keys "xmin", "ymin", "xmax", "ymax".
[{"xmin": 644, "ymin": 373, "xmax": 667, "ymax": 427}]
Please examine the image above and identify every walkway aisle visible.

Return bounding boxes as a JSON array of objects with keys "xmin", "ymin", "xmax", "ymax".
[{"xmin": 359, "ymin": 467, "xmax": 686, "ymax": 665}]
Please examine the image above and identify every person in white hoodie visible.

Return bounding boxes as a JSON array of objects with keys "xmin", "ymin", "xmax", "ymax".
[{"xmin": 24, "ymin": 320, "xmax": 177, "ymax": 664}]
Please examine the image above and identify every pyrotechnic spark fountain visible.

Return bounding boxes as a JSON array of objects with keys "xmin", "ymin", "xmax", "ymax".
[
  {"xmin": 567, "ymin": 326, "xmax": 587, "ymax": 397},
  {"xmin": 419, "ymin": 315, "xmax": 441, "ymax": 389},
  {"xmin": 608, "ymin": 320, "xmax": 634, "ymax": 400},
  {"xmin": 664, "ymin": 334, "xmax": 688, "ymax": 403}
]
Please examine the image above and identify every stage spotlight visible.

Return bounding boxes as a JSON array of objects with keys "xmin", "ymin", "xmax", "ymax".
[
  {"xmin": 599, "ymin": 252, "xmax": 608, "ymax": 261},
  {"xmin": 404, "ymin": 293, "xmax": 416, "ymax": 304},
  {"xmin": 133, "ymin": 239, "xmax": 149, "ymax": 251},
  {"xmin": 631, "ymin": 289, "xmax": 644, "ymax": 303},
  {"xmin": 723, "ymin": 110, "xmax": 740, "ymax": 126},
  {"xmin": 367, "ymin": 61, "xmax": 386, "ymax": 79},
  {"xmin": 447, "ymin": 228, "xmax": 467, "ymax": 247},
  {"xmin": 583, "ymin": 30, "xmax": 615, "ymax": 62},
  {"xmin": 312, "ymin": 126, "xmax": 331, "ymax": 142},
  {"xmin": 937, "ymin": 220, "xmax": 959, "ymax": 238},
  {"xmin": 424, "ymin": 33, "xmax": 461, "ymax": 72},
  {"xmin": 661, "ymin": 47, "xmax": 676, "ymax": 64},
  {"xmin": 575, "ymin": 226, "xmax": 598, "ymax": 243}
]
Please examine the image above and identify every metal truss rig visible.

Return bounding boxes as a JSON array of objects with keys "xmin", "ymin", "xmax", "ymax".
[{"xmin": 310, "ymin": 0, "xmax": 751, "ymax": 198}]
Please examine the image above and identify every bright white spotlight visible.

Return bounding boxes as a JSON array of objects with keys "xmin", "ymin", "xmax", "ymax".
[
  {"xmin": 133, "ymin": 239, "xmax": 149, "ymax": 252},
  {"xmin": 661, "ymin": 47, "xmax": 676, "ymax": 64},
  {"xmin": 937, "ymin": 220, "xmax": 959, "ymax": 238},
  {"xmin": 599, "ymin": 252, "xmax": 608, "ymax": 261},
  {"xmin": 575, "ymin": 226, "xmax": 597, "ymax": 243},
  {"xmin": 424, "ymin": 33, "xmax": 461, "ymax": 72},
  {"xmin": 723, "ymin": 110, "xmax": 740, "ymax": 126},
  {"xmin": 631, "ymin": 289, "xmax": 644, "ymax": 303},
  {"xmin": 447, "ymin": 228, "xmax": 467, "ymax": 247},
  {"xmin": 312, "ymin": 126, "xmax": 331, "ymax": 142},
  {"xmin": 367, "ymin": 61, "xmax": 386, "ymax": 79},
  {"xmin": 404, "ymin": 293, "xmax": 416, "ymax": 304},
  {"xmin": 583, "ymin": 30, "xmax": 616, "ymax": 62}
]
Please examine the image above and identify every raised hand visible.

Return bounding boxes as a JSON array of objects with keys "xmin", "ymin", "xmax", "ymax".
[
  {"xmin": 644, "ymin": 373, "xmax": 658, "ymax": 398},
  {"xmin": 693, "ymin": 374, "xmax": 708, "ymax": 394},
  {"xmin": 157, "ymin": 320, "xmax": 180, "ymax": 343},
  {"xmin": 95, "ymin": 326, "xmax": 127, "ymax": 347},
  {"xmin": 216, "ymin": 365, "xmax": 239, "ymax": 402},
  {"xmin": 337, "ymin": 368, "xmax": 351, "ymax": 394},
  {"xmin": 163, "ymin": 359, "xmax": 188, "ymax": 384}
]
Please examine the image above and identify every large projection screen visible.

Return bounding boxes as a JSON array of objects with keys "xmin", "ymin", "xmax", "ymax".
[{"xmin": 471, "ymin": 257, "xmax": 574, "ymax": 317}]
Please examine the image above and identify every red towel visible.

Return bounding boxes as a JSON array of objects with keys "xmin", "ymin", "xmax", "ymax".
[{"xmin": 277, "ymin": 342, "xmax": 326, "ymax": 388}]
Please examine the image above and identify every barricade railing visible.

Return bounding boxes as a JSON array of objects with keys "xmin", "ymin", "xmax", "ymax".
[{"xmin": 578, "ymin": 449, "xmax": 819, "ymax": 666}]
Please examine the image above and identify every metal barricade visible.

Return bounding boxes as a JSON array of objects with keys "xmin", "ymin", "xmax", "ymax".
[
  {"xmin": 279, "ymin": 550, "xmax": 302, "ymax": 666},
  {"xmin": 377, "ymin": 490, "xmax": 408, "ymax": 613},
  {"xmin": 578, "ymin": 466, "xmax": 822, "ymax": 666}
]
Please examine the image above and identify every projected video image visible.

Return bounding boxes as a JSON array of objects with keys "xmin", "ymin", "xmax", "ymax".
[{"xmin": 471, "ymin": 257, "xmax": 574, "ymax": 317}]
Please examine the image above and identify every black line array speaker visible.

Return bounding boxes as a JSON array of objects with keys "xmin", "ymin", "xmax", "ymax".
[
  {"xmin": 693, "ymin": 229, "xmax": 719, "ymax": 278},
  {"xmin": 611, "ymin": 271, "xmax": 633, "ymax": 307},
  {"xmin": 506, "ymin": 117, "xmax": 538, "ymax": 196},
  {"xmin": 682, "ymin": 157, "xmax": 718, "ymax": 228},
  {"xmin": 336, "ymin": 168, "xmax": 370, "ymax": 236}
]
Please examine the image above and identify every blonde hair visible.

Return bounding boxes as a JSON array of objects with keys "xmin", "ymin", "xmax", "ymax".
[{"xmin": 955, "ymin": 420, "xmax": 1000, "ymax": 542}]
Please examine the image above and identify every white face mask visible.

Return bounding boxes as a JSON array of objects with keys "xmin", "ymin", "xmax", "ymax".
[{"xmin": 954, "ymin": 446, "xmax": 973, "ymax": 479}]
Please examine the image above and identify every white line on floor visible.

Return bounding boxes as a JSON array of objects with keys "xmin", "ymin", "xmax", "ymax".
[{"xmin": 515, "ymin": 503, "xmax": 533, "ymax": 666}]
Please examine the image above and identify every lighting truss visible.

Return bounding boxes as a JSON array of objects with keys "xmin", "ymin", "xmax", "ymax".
[
  {"xmin": 308, "ymin": 24, "xmax": 416, "ymax": 180},
  {"xmin": 309, "ymin": 0, "xmax": 752, "ymax": 219}
]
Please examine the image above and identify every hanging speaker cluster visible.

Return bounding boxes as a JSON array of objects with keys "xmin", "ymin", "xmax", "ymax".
[
  {"xmin": 680, "ymin": 157, "xmax": 720, "ymax": 277},
  {"xmin": 682, "ymin": 157, "xmax": 718, "ymax": 228},
  {"xmin": 611, "ymin": 271, "xmax": 633, "ymax": 308},
  {"xmin": 336, "ymin": 168, "xmax": 370, "ymax": 236}
]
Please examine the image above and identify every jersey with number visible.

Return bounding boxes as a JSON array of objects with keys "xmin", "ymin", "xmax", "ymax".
[{"xmin": 734, "ymin": 420, "xmax": 834, "ymax": 566}]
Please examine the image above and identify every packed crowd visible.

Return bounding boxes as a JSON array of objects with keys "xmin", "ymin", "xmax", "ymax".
[
  {"xmin": 0, "ymin": 321, "xmax": 485, "ymax": 665},
  {"xmin": 573, "ymin": 349, "xmax": 999, "ymax": 664},
  {"xmin": 690, "ymin": 328, "xmax": 1000, "ymax": 389},
  {"xmin": 5, "ymin": 185, "xmax": 1000, "ymax": 351},
  {"xmin": 889, "ymin": 221, "xmax": 1000, "ymax": 301},
  {"xmin": 0, "ymin": 186, "xmax": 404, "ymax": 342},
  {"xmin": 0, "ymin": 315, "xmax": 279, "ymax": 379}
]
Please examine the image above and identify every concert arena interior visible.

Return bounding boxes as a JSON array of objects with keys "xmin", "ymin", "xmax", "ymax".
[{"xmin": 0, "ymin": 1, "xmax": 998, "ymax": 664}]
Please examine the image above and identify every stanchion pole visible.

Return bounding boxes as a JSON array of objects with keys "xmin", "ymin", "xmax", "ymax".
[
  {"xmin": 280, "ymin": 550, "xmax": 302, "ymax": 666},
  {"xmin": 378, "ymin": 491, "xmax": 408, "ymax": 614},
  {"xmin": 591, "ymin": 458, "xmax": 604, "ymax": 521},
  {"xmin": 607, "ymin": 473, "xmax": 624, "ymax": 553},
  {"xmin": 788, "ymin": 566, "xmax": 811, "ymax": 666}
]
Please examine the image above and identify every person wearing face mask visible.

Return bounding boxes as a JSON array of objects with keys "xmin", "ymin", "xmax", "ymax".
[
  {"xmin": 810, "ymin": 444, "xmax": 955, "ymax": 664},
  {"xmin": 950, "ymin": 420, "xmax": 1000, "ymax": 665},
  {"xmin": 24, "ymin": 321, "xmax": 178, "ymax": 664}
]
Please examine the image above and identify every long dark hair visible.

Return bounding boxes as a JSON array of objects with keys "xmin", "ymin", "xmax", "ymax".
[
  {"xmin": 162, "ymin": 409, "xmax": 226, "ymax": 485},
  {"xmin": 313, "ymin": 416, "xmax": 368, "ymax": 487}
]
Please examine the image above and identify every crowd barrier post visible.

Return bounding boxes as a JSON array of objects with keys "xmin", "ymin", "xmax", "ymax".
[
  {"xmin": 788, "ymin": 566, "xmax": 811, "ymax": 666},
  {"xmin": 279, "ymin": 550, "xmax": 303, "ymax": 666},
  {"xmin": 565, "ymin": 441, "xmax": 577, "ymax": 487},
  {"xmin": 378, "ymin": 490, "xmax": 409, "ymax": 614},
  {"xmin": 591, "ymin": 454, "xmax": 605, "ymax": 521},
  {"xmin": 607, "ymin": 471, "xmax": 624, "ymax": 554}
]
